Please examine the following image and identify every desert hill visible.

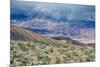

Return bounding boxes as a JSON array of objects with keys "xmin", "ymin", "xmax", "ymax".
[{"xmin": 10, "ymin": 25, "xmax": 95, "ymax": 66}]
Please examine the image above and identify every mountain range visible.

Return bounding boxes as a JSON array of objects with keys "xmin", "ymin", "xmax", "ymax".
[
  {"xmin": 11, "ymin": 18, "xmax": 95, "ymax": 44},
  {"xmin": 11, "ymin": 25, "xmax": 95, "ymax": 47}
]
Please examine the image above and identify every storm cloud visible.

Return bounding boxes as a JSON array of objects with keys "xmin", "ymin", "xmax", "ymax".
[{"xmin": 11, "ymin": 0, "xmax": 95, "ymax": 21}]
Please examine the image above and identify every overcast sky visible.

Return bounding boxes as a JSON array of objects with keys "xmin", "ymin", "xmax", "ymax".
[{"xmin": 11, "ymin": 0, "xmax": 95, "ymax": 21}]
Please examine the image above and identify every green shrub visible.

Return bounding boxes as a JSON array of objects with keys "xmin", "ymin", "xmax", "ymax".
[{"xmin": 10, "ymin": 40, "xmax": 95, "ymax": 66}]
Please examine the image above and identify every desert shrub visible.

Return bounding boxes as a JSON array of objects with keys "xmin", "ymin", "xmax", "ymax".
[{"xmin": 10, "ymin": 40, "xmax": 95, "ymax": 66}]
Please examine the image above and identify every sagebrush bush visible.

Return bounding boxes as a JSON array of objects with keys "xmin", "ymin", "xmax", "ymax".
[{"xmin": 10, "ymin": 40, "xmax": 95, "ymax": 66}]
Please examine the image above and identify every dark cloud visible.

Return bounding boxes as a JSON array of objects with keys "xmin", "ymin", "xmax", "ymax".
[{"xmin": 11, "ymin": 0, "xmax": 95, "ymax": 21}]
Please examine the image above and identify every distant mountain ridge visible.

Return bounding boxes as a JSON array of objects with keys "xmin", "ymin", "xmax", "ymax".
[
  {"xmin": 11, "ymin": 18, "xmax": 95, "ymax": 43},
  {"xmin": 11, "ymin": 25, "xmax": 95, "ymax": 47}
]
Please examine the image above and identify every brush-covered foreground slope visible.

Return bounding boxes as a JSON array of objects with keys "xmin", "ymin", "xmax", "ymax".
[{"xmin": 10, "ymin": 26, "xmax": 95, "ymax": 66}]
